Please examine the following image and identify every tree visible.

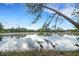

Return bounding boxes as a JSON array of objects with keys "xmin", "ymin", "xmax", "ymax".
[
  {"xmin": 0, "ymin": 23, "xmax": 4, "ymax": 32},
  {"xmin": 72, "ymin": 4, "xmax": 79, "ymax": 16},
  {"xmin": 25, "ymin": 3, "xmax": 79, "ymax": 29},
  {"xmin": 72, "ymin": 4, "xmax": 79, "ymax": 23},
  {"xmin": 0, "ymin": 23, "xmax": 3, "ymax": 29}
]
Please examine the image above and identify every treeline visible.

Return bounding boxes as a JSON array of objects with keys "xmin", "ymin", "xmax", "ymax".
[
  {"xmin": 0, "ymin": 23, "xmax": 36, "ymax": 33},
  {"xmin": 3, "ymin": 28, "xmax": 36, "ymax": 32},
  {"xmin": 0, "ymin": 27, "xmax": 55, "ymax": 33},
  {"xmin": 0, "ymin": 27, "xmax": 38, "ymax": 33},
  {"xmin": 0, "ymin": 23, "xmax": 54, "ymax": 33},
  {"xmin": 0, "ymin": 27, "xmax": 65, "ymax": 33},
  {"xmin": 0, "ymin": 22, "xmax": 79, "ymax": 33},
  {"xmin": 0, "ymin": 22, "xmax": 65, "ymax": 33}
]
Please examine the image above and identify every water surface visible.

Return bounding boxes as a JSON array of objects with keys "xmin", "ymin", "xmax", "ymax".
[{"xmin": 0, "ymin": 34, "xmax": 79, "ymax": 51}]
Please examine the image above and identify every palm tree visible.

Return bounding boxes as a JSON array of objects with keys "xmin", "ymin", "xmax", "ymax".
[{"xmin": 25, "ymin": 3, "xmax": 79, "ymax": 29}]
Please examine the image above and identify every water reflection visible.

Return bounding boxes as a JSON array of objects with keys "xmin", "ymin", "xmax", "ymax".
[
  {"xmin": 76, "ymin": 37, "xmax": 79, "ymax": 42},
  {"xmin": 0, "ymin": 36, "xmax": 2, "ymax": 41},
  {"xmin": 0, "ymin": 34, "xmax": 79, "ymax": 51}
]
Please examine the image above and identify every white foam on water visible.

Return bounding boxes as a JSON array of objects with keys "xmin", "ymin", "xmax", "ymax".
[{"xmin": 0, "ymin": 34, "xmax": 79, "ymax": 51}]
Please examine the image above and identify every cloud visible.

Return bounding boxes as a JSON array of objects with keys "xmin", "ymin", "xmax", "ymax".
[
  {"xmin": 26, "ymin": 24, "xmax": 40, "ymax": 30},
  {"xmin": 60, "ymin": 7, "xmax": 75, "ymax": 18},
  {"xmin": 62, "ymin": 26, "xmax": 74, "ymax": 30},
  {"xmin": 45, "ymin": 3, "xmax": 75, "ymax": 18},
  {"xmin": 59, "ymin": 3, "xmax": 75, "ymax": 18},
  {"xmin": 44, "ymin": 8, "xmax": 55, "ymax": 14}
]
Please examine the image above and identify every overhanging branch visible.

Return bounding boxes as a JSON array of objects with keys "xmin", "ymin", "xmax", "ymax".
[{"xmin": 43, "ymin": 5, "xmax": 79, "ymax": 29}]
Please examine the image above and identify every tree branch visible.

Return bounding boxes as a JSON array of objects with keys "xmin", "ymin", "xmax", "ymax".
[{"xmin": 43, "ymin": 5, "xmax": 79, "ymax": 29}]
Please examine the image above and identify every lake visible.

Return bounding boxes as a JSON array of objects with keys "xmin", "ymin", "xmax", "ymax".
[{"xmin": 0, "ymin": 34, "xmax": 79, "ymax": 52}]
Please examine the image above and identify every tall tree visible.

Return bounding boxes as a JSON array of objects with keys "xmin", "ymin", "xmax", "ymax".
[
  {"xmin": 25, "ymin": 3, "xmax": 79, "ymax": 29},
  {"xmin": 0, "ymin": 23, "xmax": 4, "ymax": 33},
  {"xmin": 0, "ymin": 23, "xmax": 3, "ymax": 29},
  {"xmin": 72, "ymin": 4, "xmax": 79, "ymax": 24},
  {"xmin": 72, "ymin": 3, "xmax": 79, "ymax": 16}
]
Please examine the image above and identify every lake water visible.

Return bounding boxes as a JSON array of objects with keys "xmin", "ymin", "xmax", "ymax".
[{"xmin": 0, "ymin": 34, "xmax": 79, "ymax": 51}]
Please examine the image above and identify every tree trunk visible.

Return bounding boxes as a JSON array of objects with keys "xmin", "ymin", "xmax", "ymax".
[{"xmin": 43, "ymin": 6, "xmax": 79, "ymax": 29}]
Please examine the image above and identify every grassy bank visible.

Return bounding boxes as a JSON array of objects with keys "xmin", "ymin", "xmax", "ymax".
[
  {"xmin": 0, "ymin": 50, "xmax": 79, "ymax": 56},
  {"xmin": 0, "ymin": 31, "xmax": 79, "ymax": 36}
]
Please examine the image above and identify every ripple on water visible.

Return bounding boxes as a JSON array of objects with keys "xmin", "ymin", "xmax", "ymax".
[{"xmin": 0, "ymin": 34, "xmax": 79, "ymax": 51}]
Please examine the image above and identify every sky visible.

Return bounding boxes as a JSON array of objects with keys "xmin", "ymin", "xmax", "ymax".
[{"xmin": 0, "ymin": 3, "xmax": 78, "ymax": 30}]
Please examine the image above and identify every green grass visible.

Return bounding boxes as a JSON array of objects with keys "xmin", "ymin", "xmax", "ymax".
[
  {"xmin": 0, "ymin": 50, "xmax": 79, "ymax": 56},
  {"xmin": 38, "ymin": 32, "xmax": 52, "ymax": 36}
]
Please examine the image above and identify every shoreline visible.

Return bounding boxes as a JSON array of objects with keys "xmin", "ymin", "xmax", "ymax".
[
  {"xmin": 0, "ymin": 50, "xmax": 79, "ymax": 56},
  {"xmin": 0, "ymin": 32, "xmax": 79, "ymax": 36}
]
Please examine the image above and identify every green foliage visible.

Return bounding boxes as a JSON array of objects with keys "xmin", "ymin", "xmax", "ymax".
[
  {"xmin": 0, "ymin": 50, "xmax": 79, "ymax": 56},
  {"xmin": 25, "ymin": 4, "xmax": 45, "ymax": 24},
  {"xmin": 72, "ymin": 3, "xmax": 79, "ymax": 16},
  {"xmin": 3, "ymin": 27, "xmax": 36, "ymax": 33},
  {"xmin": 37, "ymin": 28, "xmax": 52, "ymax": 36},
  {"xmin": 0, "ymin": 23, "xmax": 3, "ymax": 29},
  {"xmin": 25, "ymin": 4, "xmax": 65, "ymax": 31},
  {"xmin": 0, "ymin": 23, "xmax": 4, "ymax": 33},
  {"xmin": 72, "ymin": 4, "xmax": 79, "ymax": 24}
]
